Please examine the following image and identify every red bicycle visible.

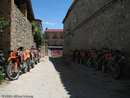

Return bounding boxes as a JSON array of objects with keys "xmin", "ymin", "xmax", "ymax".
[{"xmin": 102, "ymin": 50, "xmax": 125, "ymax": 79}]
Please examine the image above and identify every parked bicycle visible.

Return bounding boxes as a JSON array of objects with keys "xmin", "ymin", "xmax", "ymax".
[
  {"xmin": 79, "ymin": 50, "xmax": 85, "ymax": 64},
  {"xmin": 6, "ymin": 46, "xmax": 28, "ymax": 80},
  {"xmin": 86, "ymin": 49, "xmax": 97, "ymax": 67},
  {"xmin": 29, "ymin": 49, "xmax": 35, "ymax": 68},
  {"xmin": 37, "ymin": 48, "xmax": 41, "ymax": 63},
  {"xmin": 101, "ymin": 49, "xmax": 125, "ymax": 79},
  {"xmin": 75, "ymin": 50, "xmax": 81, "ymax": 63},
  {"xmin": 93, "ymin": 50, "xmax": 105, "ymax": 70},
  {"xmin": 24, "ymin": 50, "xmax": 31, "ymax": 71}
]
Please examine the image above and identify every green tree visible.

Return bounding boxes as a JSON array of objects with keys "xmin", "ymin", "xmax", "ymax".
[
  {"xmin": 0, "ymin": 18, "xmax": 9, "ymax": 83},
  {"xmin": 0, "ymin": 17, "xmax": 10, "ymax": 35},
  {"xmin": 32, "ymin": 21, "xmax": 44, "ymax": 48}
]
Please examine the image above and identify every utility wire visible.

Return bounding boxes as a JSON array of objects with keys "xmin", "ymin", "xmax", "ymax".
[{"xmin": 33, "ymin": 5, "xmax": 68, "ymax": 10}]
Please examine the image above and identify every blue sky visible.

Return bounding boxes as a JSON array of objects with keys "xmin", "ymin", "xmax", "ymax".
[{"xmin": 31, "ymin": 0, "xmax": 74, "ymax": 32}]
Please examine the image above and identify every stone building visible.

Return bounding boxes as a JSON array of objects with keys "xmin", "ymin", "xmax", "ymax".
[
  {"xmin": 0, "ymin": 0, "xmax": 36, "ymax": 58},
  {"xmin": 63, "ymin": 0, "xmax": 130, "ymax": 77},
  {"xmin": 45, "ymin": 28, "xmax": 63, "ymax": 56},
  {"xmin": 34, "ymin": 19, "xmax": 43, "ymax": 33},
  {"xmin": 63, "ymin": 0, "xmax": 130, "ymax": 56}
]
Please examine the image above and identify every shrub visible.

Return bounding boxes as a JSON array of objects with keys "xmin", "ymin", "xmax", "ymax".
[
  {"xmin": 32, "ymin": 21, "xmax": 44, "ymax": 48},
  {"xmin": 0, "ymin": 17, "xmax": 10, "ymax": 35},
  {"xmin": 0, "ymin": 66, "xmax": 4, "ymax": 84}
]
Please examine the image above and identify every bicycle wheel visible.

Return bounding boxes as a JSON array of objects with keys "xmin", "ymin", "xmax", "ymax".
[
  {"xmin": 112, "ymin": 63, "xmax": 120, "ymax": 79},
  {"xmin": 102, "ymin": 61, "xmax": 107, "ymax": 73},
  {"xmin": 6, "ymin": 63, "xmax": 20, "ymax": 80},
  {"xmin": 87, "ymin": 58, "xmax": 93, "ymax": 67}
]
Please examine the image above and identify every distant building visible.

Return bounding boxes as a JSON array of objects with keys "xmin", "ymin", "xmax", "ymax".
[
  {"xmin": 44, "ymin": 28, "xmax": 63, "ymax": 56},
  {"xmin": 34, "ymin": 19, "xmax": 43, "ymax": 33},
  {"xmin": 45, "ymin": 28, "xmax": 63, "ymax": 46}
]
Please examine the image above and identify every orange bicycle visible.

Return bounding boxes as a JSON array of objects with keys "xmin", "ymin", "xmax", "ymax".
[
  {"xmin": 24, "ymin": 50, "xmax": 31, "ymax": 72},
  {"xmin": 29, "ymin": 49, "xmax": 35, "ymax": 68},
  {"xmin": 37, "ymin": 48, "xmax": 41, "ymax": 63},
  {"xmin": 6, "ymin": 46, "xmax": 28, "ymax": 80}
]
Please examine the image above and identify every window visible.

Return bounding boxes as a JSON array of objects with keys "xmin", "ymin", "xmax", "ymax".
[
  {"xmin": 60, "ymin": 34, "xmax": 63, "ymax": 39},
  {"xmin": 53, "ymin": 33, "xmax": 58, "ymax": 39},
  {"xmin": 46, "ymin": 34, "xmax": 49, "ymax": 39}
]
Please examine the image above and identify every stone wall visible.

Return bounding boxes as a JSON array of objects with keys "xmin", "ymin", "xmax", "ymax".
[
  {"xmin": 64, "ymin": 0, "xmax": 130, "ymax": 56},
  {"xmin": 11, "ymin": 3, "xmax": 36, "ymax": 50},
  {"xmin": 40, "ymin": 46, "xmax": 47, "ymax": 57},
  {"xmin": 0, "ymin": 0, "xmax": 11, "ymax": 58},
  {"xmin": 63, "ymin": 0, "xmax": 130, "ymax": 77}
]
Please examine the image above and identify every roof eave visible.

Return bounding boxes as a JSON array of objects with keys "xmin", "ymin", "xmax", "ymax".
[
  {"xmin": 27, "ymin": 0, "xmax": 35, "ymax": 20},
  {"xmin": 45, "ymin": 29, "xmax": 63, "ymax": 33},
  {"xmin": 62, "ymin": 0, "xmax": 78, "ymax": 23}
]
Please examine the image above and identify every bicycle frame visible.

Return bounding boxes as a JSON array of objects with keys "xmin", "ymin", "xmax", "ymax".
[{"xmin": 7, "ymin": 56, "xmax": 20, "ymax": 71}]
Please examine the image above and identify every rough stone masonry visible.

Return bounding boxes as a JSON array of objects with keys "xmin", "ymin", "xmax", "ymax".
[
  {"xmin": 0, "ymin": 0, "xmax": 36, "ymax": 58},
  {"xmin": 11, "ymin": 3, "xmax": 35, "ymax": 50},
  {"xmin": 63, "ymin": 0, "xmax": 130, "ymax": 78}
]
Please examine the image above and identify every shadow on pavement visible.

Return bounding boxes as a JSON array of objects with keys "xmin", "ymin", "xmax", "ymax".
[{"xmin": 49, "ymin": 57, "xmax": 130, "ymax": 98}]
